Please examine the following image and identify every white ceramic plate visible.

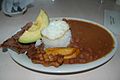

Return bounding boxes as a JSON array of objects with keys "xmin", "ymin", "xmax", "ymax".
[{"xmin": 9, "ymin": 18, "xmax": 118, "ymax": 74}]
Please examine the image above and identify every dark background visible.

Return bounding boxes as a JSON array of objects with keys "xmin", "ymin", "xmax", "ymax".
[{"xmin": 0, "ymin": 0, "xmax": 3, "ymax": 11}]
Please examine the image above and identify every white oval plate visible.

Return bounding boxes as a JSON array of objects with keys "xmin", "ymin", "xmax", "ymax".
[{"xmin": 9, "ymin": 17, "xmax": 118, "ymax": 74}]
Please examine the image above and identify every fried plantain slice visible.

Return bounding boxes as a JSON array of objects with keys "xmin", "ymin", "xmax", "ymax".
[
  {"xmin": 64, "ymin": 49, "xmax": 80, "ymax": 59},
  {"xmin": 45, "ymin": 47, "xmax": 80, "ymax": 59}
]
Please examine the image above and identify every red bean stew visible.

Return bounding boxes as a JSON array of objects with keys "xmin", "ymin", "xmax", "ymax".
[{"xmin": 64, "ymin": 19, "xmax": 114, "ymax": 64}]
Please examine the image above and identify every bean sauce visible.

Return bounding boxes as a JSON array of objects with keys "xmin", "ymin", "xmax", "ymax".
[{"xmin": 64, "ymin": 19, "xmax": 114, "ymax": 64}]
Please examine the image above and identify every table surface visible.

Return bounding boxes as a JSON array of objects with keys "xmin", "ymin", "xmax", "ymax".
[{"xmin": 0, "ymin": 0, "xmax": 120, "ymax": 80}]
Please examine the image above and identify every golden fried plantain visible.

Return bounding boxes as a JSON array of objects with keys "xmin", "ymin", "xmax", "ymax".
[
  {"xmin": 64, "ymin": 49, "xmax": 80, "ymax": 59},
  {"xmin": 45, "ymin": 48, "xmax": 80, "ymax": 59},
  {"xmin": 45, "ymin": 48, "xmax": 75, "ymax": 55}
]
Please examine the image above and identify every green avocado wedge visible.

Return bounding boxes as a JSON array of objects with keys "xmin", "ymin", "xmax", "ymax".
[{"xmin": 18, "ymin": 9, "xmax": 49, "ymax": 43}]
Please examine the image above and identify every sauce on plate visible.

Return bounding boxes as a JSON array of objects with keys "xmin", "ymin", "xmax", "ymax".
[{"xmin": 63, "ymin": 19, "xmax": 114, "ymax": 64}]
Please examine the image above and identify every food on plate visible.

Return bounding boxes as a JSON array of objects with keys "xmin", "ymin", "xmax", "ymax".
[
  {"xmin": 45, "ymin": 48, "xmax": 80, "ymax": 59},
  {"xmin": 0, "ymin": 9, "xmax": 115, "ymax": 67},
  {"xmin": 18, "ymin": 9, "xmax": 49, "ymax": 43},
  {"xmin": 41, "ymin": 20, "xmax": 71, "ymax": 48}
]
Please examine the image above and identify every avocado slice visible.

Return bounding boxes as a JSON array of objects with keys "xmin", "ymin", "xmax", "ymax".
[{"xmin": 18, "ymin": 9, "xmax": 49, "ymax": 43}]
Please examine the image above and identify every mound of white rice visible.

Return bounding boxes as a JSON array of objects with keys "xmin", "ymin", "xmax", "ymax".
[
  {"xmin": 42, "ymin": 30, "xmax": 71, "ymax": 48},
  {"xmin": 41, "ymin": 20, "xmax": 72, "ymax": 48}
]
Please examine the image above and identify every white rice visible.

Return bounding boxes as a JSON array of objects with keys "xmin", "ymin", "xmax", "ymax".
[
  {"xmin": 35, "ymin": 39, "xmax": 42, "ymax": 47},
  {"xmin": 41, "ymin": 20, "xmax": 69, "ymax": 40},
  {"xmin": 42, "ymin": 30, "xmax": 71, "ymax": 48}
]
